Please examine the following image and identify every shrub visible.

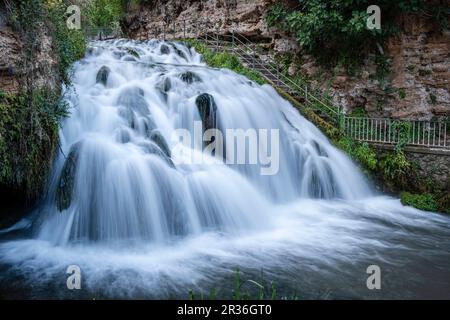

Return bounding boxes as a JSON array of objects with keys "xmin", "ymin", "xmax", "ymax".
[
  {"xmin": 400, "ymin": 192, "xmax": 438, "ymax": 212},
  {"xmin": 190, "ymin": 41, "xmax": 266, "ymax": 85},
  {"xmin": 380, "ymin": 151, "xmax": 411, "ymax": 181},
  {"xmin": 336, "ymin": 137, "xmax": 377, "ymax": 172},
  {"xmin": 354, "ymin": 142, "xmax": 378, "ymax": 171},
  {"xmin": 46, "ymin": 1, "xmax": 87, "ymax": 84},
  {"xmin": 85, "ymin": 0, "xmax": 123, "ymax": 33},
  {"xmin": 266, "ymin": 0, "xmax": 424, "ymax": 68}
]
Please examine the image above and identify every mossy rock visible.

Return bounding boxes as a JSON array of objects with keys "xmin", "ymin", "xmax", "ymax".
[
  {"xmin": 96, "ymin": 66, "xmax": 111, "ymax": 86},
  {"xmin": 195, "ymin": 93, "xmax": 217, "ymax": 131},
  {"xmin": 180, "ymin": 71, "xmax": 201, "ymax": 84},
  {"xmin": 155, "ymin": 77, "xmax": 171, "ymax": 100},
  {"xmin": 172, "ymin": 45, "xmax": 187, "ymax": 60},
  {"xmin": 139, "ymin": 141, "xmax": 174, "ymax": 168},
  {"xmin": 160, "ymin": 44, "xmax": 170, "ymax": 55},
  {"xmin": 126, "ymin": 48, "xmax": 140, "ymax": 58},
  {"xmin": 56, "ymin": 142, "xmax": 81, "ymax": 211},
  {"xmin": 150, "ymin": 130, "xmax": 171, "ymax": 158}
]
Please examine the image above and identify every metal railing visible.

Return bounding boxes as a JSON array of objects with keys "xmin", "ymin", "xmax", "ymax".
[
  {"xmin": 343, "ymin": 117, "xmax": 449, "ymax": 149},
  {"xmin": 106, "ymin": 18, "xmax": 450, "ymax": 151},
  {"xmin": 198, "ymin": 33, "xmax": 342, "ymax": 125}
]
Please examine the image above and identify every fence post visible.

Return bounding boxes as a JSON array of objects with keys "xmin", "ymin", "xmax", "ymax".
[
  {"xmin": 183, "ymin": 19, "xmax": 186, "ymax": 39},
  {"xmin": 163, "ymin": 23, "xmax": 166, "ymax": 41}
]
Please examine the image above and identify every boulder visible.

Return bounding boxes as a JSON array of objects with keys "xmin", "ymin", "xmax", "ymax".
[
  {"xmin": 172, "ymin": 45, "xmax": 187, "ymax": 60},
  {"xmin": 195, "ymin": 93, "xmax": 218, "ymax": 131},
  {"xmin": 96, "ymin": 66, "xmax": 111, "ymax": 86},
  {"xmin": 150, "ymin": 129, "xmax": 171, "ymax": 158},
  {"xmin": 155, "ymin": 77, "xmax": 171, "ymax": 100},
  {"xmin": 56, "ymin": 142, "xmax": 81, "ymax": 211},
  {"xmin": 126, "ymin": 48, "xmax": 140, "ymax": 58},
  {"xmin": 160, "ymin": 44, "xmax": 170, "ymax": 55},
  {"xmin": 179, "ymin": 71, "xmax": 201, "ymax": 84}
]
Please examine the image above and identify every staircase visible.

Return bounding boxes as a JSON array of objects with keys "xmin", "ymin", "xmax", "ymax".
[
  {"xmin": 195, "ymin": 33, "xmax": 449, "ymax": 152},
  {"xmin": 200, "ymin": 35, "xmax": 342, "ymax": 126}
]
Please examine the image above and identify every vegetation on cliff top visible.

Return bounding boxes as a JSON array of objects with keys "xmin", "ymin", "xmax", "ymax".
[
  {"xmin": 189, "ymin": 41, "xmax": 266, "ymax": 85},
  {"xmin": 266, "ymin": 0, "xmax": 447, "ymax": 69}
]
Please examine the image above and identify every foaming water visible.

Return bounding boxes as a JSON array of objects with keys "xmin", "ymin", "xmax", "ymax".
[{"xmin": 0, "ymin": 40, "xmax": 449, "ymax": 299}]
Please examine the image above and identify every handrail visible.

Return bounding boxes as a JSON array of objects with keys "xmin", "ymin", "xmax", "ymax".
[{"xmin": 201, "ymin": 35, "xmax": 341, "ymax": 121}]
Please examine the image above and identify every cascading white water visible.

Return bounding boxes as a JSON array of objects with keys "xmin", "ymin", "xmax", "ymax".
[
  {"xmin": 0, "ymin": 40, "xmax": 449, "ymax": 299},
  {"xmin": 35, "ymin": 39, "xmax": 372, "ymax": 245}
]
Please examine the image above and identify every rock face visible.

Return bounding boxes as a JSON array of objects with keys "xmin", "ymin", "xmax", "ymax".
[
  {"xmin": 324, "ymin": 12, "xmax": 450, "ymax": 120},
  {"xmin": 125, "ymin": 0, "xmax": 449, "ymax": 120},
  {"xmin": 0, "ymin": 12, "xmax": 59, "ymax": 94},
  {"xmin": 0, "ymin": 26, "xmax": 22, "ymax": 93},
  {"xmin": 124, "ymin": 0, "xmax": 275, "ymax": 40}
]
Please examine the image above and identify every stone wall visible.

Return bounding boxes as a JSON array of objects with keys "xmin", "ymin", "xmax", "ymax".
[{"xmin": 406, "ymin": 150, "xmax": 450, "ymax": 191}]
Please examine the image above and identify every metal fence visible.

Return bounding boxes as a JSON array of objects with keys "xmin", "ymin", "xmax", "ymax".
[{"xmin": 343, "ymin": 117, "xmax": 449, "ymax": 149}]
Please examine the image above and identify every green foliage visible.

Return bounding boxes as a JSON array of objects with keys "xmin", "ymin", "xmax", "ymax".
[
  {"xmin": 391, "ymin": 121, "xmax": 412, "ymax": 152},
  {"xmin": 46, "ymin": 1, "xmax": 86, "ymax": 85},
  {"xmin": 187, "ymin": 269, "xmax": 285, "ymax": 300},
  {"xmin": 349, "ymin": 106, "xmax": 368, "ymax": 118},
  {"xmin": 431, "ymin": 4, "xmax": 450, "ymax": 31},
  {"xmin": 400, "ymin": 192, "xmax": 438, "ymax": 212},
  {"xmin": 398, "ymin": 88, "xmax": 406, "ymax": 99},
  {"xmin": 429, "ymin": 93, "xmax": 437, "ymax": 104},
  {"xmin": 1, "ymin": 0, "xmax": 76, "ymax": 199},
  {"xmin": 336, "ymin": 137, "xmax": 377, "ymax": 171},
  {"xmin": 374, "ymin": 53, "xmax": 391, "ymax": 85},
  {"xmin": 85, "ymin": 0, "xmax": 123, "ymax": 32},
  {"xmin": 190, "ymin": 41, "xmax": 266, "ymax": 85},
  {"xmin": 0, "ymin": 90, "xmax": 67, "ymax": 199},
  {"xmin": 380, "ymin": 151, "xmax": 411, "ymax": 182},
  {"xmin": 266, "ymin": 0, "xmax": 424, "ymax": 68}
]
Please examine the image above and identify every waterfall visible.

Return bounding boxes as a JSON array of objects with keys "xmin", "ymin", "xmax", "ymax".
[
  {"xmin": 34, "ymin": 39, "xmax": 372, "ymax": 245},
  {"xmin": 0, "ymin": 40, "xmax": 449, "ymax": 299}
]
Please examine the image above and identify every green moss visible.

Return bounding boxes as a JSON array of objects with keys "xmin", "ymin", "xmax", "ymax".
[
  {"xmin": 429, "ymin": 93, "xmax": 437, "ymax": 104},
  {"xmin": 418, "ymin": 69, "xmax": 432, "ymax": 76},
  {"xmin": 400, "ymin": 192, "xmax": 438, "ymax": 212},
  {"xmin": 349, "ymin": 106, "xmax": 368, "ymax": 118},
  {"xmin": 398, "ymin": 88, "xmax": 406, "ymax": 99},
  {"xmin": 0, "ymin": 90, "xmax": 67, "ymax": 200},
  {"xmin": 188, "ymin": 41, "xmax": 266, "ymax": 85},
  {"xmin": 380, "ymin": 151, "xmax": 411, "ymax": 181},
  {"xmin": 46, "ymin": 1, "xmax": 87, "ymax": 85},
  {"xmin": 335, "ymin": 136, "xmax": 377, "ymax": 172}
]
